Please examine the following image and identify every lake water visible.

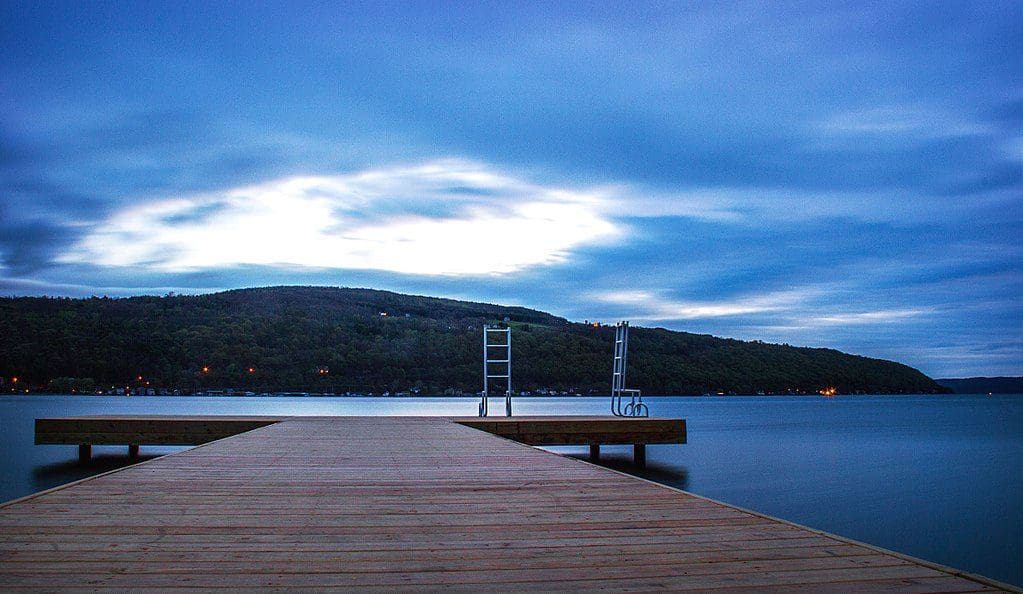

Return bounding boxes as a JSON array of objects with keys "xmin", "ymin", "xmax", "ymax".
[{"xmin": 1, "ymin": 393, "xmax": 1021, "ymax": 587}]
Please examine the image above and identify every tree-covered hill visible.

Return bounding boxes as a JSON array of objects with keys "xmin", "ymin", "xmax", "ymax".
[{"xmin": 0, "ymin": 286, "xmax": 946, "ymax": 395}]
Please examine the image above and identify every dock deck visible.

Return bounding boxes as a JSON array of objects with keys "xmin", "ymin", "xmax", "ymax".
[
  {"xmin": 2, "ymin": 416, "xmax": 1007, "ymax": 591},
  {"xmin": 35, "ymin": 414, "xmax": 686, "ymax": 465}
]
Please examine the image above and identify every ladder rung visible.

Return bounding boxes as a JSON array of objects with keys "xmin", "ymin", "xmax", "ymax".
[
  {"xmin": 487, "ymin": 374, "xmax": 510, "ymax": 378},
  {"xmin": 487, "ymin": 359, "xmax": 510, "ymax": 363},
  {"xmin": 486, "ymin": 344, "xmax": 509, "ymax": 348}
]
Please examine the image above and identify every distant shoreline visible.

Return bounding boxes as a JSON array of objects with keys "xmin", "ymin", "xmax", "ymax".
[
  {"xmin": 4, "ymin": 392, "xmax": 1018, "ymax": 398},
  {"xmin": 936, "ymin": 376, "xmax": 1023, "ymax": 394}
]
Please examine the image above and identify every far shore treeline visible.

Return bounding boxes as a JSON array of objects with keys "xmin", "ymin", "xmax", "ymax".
[{"xmin": 1, "ymin": 286, "xmax": 947, "ymax": 396}]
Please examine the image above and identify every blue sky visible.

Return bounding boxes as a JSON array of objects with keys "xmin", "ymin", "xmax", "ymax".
[{"xmin": 1, "ymin": 1, "xmax": 1020, "ymax": 378}]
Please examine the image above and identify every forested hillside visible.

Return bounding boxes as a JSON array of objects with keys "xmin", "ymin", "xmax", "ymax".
[{"xmin": 0, "ymin": 286, "xmax": 945, "ymax": 395}]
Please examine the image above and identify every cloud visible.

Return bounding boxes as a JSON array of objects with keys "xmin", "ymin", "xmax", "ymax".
[
  {"xmin": 797, "ymin": 308, "xmax": 936, "ymax": 327},
  {"xmin": 0, "ymin": 218, "xmax": 70, "ymax": 274},
  {"xmin": 58, "ymin": 160, "xmax": 621, "ymax": 276},
  {"xmin": 815, "ymin": 106, "xmax": 990, "ymax": 141},
  {"xmin": 591, "ymin": 288, "xmax": 817, "ymax": 320},
  {"xmin": 900, "ymin": 340, "xmax": 1023, "ymax": 378},
  {"xmin": 607, "ymin": 184, "xmax": 1023, "ymax": 227},
  {"xmin": 589, "ymin": 287, "xmax": 936, "ymax": 341}
]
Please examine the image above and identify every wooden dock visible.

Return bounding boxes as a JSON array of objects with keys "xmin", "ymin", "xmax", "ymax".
[
  {"xmin": 3, "ymin": 416, "xmax": 1009, "ymax": 591},
  {"xmin": 36, "ymin": 415, "xmax": 686, "ymax": 465}
]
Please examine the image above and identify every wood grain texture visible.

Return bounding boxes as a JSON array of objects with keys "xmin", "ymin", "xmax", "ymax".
[
  {"xmin": 35, "ymin": 415, "xmax": 687, "ymax": 446},
  {"xmin": 35, "ymin": 416, "xmax": 285, "ymax": 445},
  {"xmin": 4, "ymin": 417, "xmax": 1004, "ymax": 591}
]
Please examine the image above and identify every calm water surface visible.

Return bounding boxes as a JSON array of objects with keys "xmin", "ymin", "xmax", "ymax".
[{"xmin": 1, "ymin": 394, "xmax": 1020, "ymax": 586}]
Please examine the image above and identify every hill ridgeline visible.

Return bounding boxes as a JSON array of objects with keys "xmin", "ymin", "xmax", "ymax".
[{"xmin": 0, "ymin": 286, "xmax": 945, "ymax": 395}]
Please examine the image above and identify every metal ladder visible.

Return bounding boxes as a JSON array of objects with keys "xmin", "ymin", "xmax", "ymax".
[
  {"xmin": 611, "ymin": 321, "xmax": 648, "ymax": 417},
  {"xmin": 480, "ymin": 326, "xmax": 512, "ymax": 417}
]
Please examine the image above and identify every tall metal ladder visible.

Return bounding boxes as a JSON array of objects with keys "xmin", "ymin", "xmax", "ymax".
[
  {"xmin": 480, "ymin": 326, "xmax": 512, "ymax": 417},
  {"xmin": 611, "ymin": 321, "xmax": 648, "ymax": 417}
]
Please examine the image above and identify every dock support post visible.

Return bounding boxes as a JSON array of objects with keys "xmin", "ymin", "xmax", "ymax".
[
  {"xmin": 128, "ymin": 444, "xmax": 140, "ymax": 458},
  {"xmin": 634, "ymin": 444, "xmax": 646, "ymax": 467},
  {"xmin": 589, "ymin": 444, "xmax": 600, "ymax": 461},
  {"xmin": 78, "ymin": 444, "xmax": 91, "ymax": 462}
]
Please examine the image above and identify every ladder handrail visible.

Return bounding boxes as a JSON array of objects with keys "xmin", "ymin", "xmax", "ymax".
[
  {"xmin": 611, "ymin": 321, "xmax": 648, "ymax": 417},
  {"xmin": 480, "ymin": 326, "xmax": 512, "ymax": 417}
]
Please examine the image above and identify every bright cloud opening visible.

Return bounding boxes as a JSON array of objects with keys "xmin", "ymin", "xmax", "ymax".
[{"xmin": 60, "ymin": 160, "xmax": 621, "ymax": 276}]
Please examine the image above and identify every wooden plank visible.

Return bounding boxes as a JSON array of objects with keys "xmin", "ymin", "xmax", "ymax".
[
  {"xmin": 35, "ymin": 415, "xmax": 687, "ymax": 446},
  {"xmin": 451, "ymin": 415, "xmax": 687, "ymax": 445},
  {"xmin": 2, "ymin": 416, "xmax": 1005, "ymax": 591},
  {"xmin": 0, "ymin": 564, "xmax": 961, "ymax": 589},
  {"xmin": 35, "ymin": 416, "xmax": 284, "ymax": 445}
]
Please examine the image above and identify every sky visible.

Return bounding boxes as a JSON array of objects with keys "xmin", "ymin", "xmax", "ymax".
[{"xmin": 1, "ymin": 1, "xmax": 1021, "ymax": 378}]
